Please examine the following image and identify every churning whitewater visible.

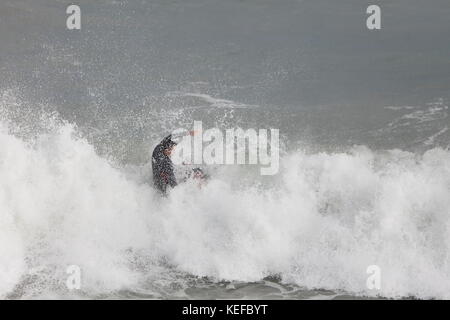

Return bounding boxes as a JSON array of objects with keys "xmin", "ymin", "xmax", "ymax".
[{"xmin": 1, "ymin": 104, "xmax": 450, "ymax": 299}]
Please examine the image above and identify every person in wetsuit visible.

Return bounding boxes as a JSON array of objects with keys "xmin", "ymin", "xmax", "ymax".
[
  {"xmin": 152, "ymin": 130, "xmax": 203, "ymax": 194},
  {"xmin": 152, "ymin": 135, "xmax": 178, "ymax": 195}
]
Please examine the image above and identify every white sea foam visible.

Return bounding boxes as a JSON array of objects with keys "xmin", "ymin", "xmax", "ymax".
[
  {"xmin": 174, "ymin": 92, "xmax": 258, "ymax": 109},
  {"xmin": 1, "ymin": 113, "xmax": 450, "ymax": 299}
]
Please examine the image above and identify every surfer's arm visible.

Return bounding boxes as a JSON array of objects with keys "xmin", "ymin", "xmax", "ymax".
[
  {"xmin": 158, "ymin": 159, "xmax": 177, "ymax": 186},
  {"xmin": 164, "ymin": 130, "xmax": 197, "ymax": 144},
  {"xmin": 167, "ymin": 166, "xmax": 177, "ymax": 187}
]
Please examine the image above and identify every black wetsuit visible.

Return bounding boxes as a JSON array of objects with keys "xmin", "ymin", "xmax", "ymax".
[{"xmin": 152, "ymin": 135, "xmax": 177, "ymax": 194}]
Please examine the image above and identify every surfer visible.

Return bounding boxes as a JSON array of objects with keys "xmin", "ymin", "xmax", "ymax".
[
  {"xmin": 152, "ymin": 134, "xmax": 178, "ymax": 195},
  {"xmin": 152, "ymin": 130, "xmax": 197, "ymax": 195}
]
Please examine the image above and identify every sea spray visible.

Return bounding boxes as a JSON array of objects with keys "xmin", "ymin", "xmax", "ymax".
[{"xmin": 1, "ymin": 114, "xmax": 450, "ymax": 298}]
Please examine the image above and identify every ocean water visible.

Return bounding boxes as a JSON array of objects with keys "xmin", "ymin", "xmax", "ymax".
[{"xmin": 1, "ymin": 0, "xmax": 450, "ymax": 299}]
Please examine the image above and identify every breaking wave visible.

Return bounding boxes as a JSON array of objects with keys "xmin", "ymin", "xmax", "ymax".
[{"xmin": 1, "ymin": 104, "xmax": 450, "ymax": 299}]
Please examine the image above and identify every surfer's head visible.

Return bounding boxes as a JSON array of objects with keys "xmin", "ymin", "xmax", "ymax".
[
  {"xmin": 163, "ymin": 146, "xmax": 174, "ymax": 156},
  {"xmin": 162, "ymin": 136, "xmax": 177, "ymax": 156}
]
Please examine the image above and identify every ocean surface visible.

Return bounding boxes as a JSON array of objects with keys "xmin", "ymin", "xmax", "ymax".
[{"xmin": 1, "ymin": 0, "xmax": 450, "ymax": 299}]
